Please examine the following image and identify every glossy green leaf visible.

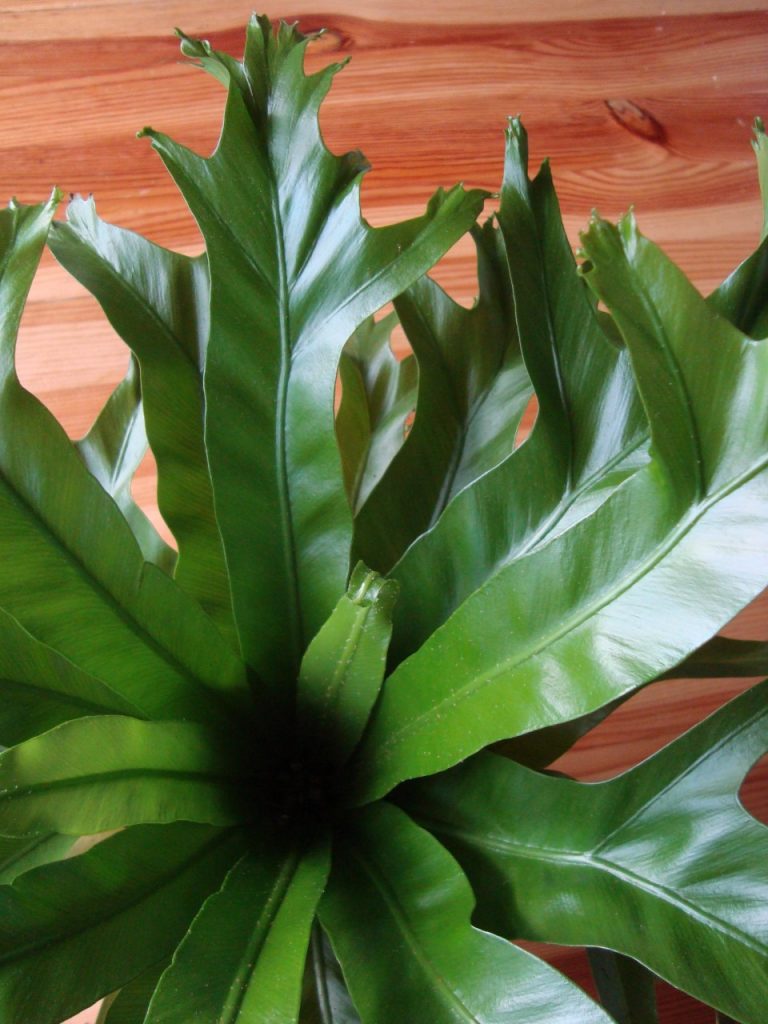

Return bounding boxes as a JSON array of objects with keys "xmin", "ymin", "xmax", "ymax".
[
  {"xmin": 0, "ymin": 606, "xmax": 143, "ymax": 747},
  {"xmin": 50, "ymin": 200, "xmax": 235, "ymax": 643},
  {"xmin": 75, "ymin": 354, "xmax": 175, "ymax": 573},
  {"xmin": 142, "ymin": 15, "xmax": 486, "ymax": 691},
  {"xmin": 0, "ymin": 832, "xmax": 74, "ymax": 885},
  {"xmin": 296, "ymin": 563, "xmax": 397, "ymax": 768},
  {"xmin": 97, "ymin": 961, "xmax": 171, "ymax": 1024},
  {"xmin": 145, "ymin": 831, "xmax": 330, "ymax": 1024},
  {"xmin": 586, "ymin": 949, "xmax": 658, "ymax": 1024},
  {"xmin": 321, "ymin": 801, "xmax": 613, "ymax": 1023},
  {"xmin": 353, "ymin": 220, "xmax": 530, "ymax": 572},
  {"xmin": 349, "ymin": 196, "xmax": 768, "ymax": 805},
  {"xmin": 0, "ymin": 822, "xmax": 245, "ymax": 1024},
  {"xmin": 401, "ymin": 679, "xmax": 768, "ymax": 1024},
  {"xmin": 498, "ymin": 632, "xmax": 768, "ymax": 770},
  {"xmin": 0, "ymin": 199, "xmax": 250, "ymax": 727},
  {"xmin": 0, "ymin": 716, "xmax": 252, "ymax": 835},
  {"xmin": 389, "ymin": 119, "xmax": 647, "ymax": 663},
  {"xmin": 336, "ymin": 312, "xmax": 417, "ymax": 516},
  {"xmin": 300, "ymin": 925, "xmax": 361, "ymax": 1024}
]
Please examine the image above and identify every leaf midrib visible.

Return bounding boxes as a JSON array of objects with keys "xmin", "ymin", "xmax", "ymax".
[
  {"xmin": 0, "ymin": 456, "xmax": 228, "ymax": 720},
  {"xmin": 349, "ymin": 842, "xmax": 482, "ymax": 1024},
  {"xmin": 420, "ymin": 818, "xmax": 767, "ymax": 958},
  {"xmin": 218, "ymin": 848, "xmax": 302, "ymax": 1023},
  {"xmin": 378, "ymin": 451, "xmax": 768, "ymax": 759},
  {"xmin": 592, "ymin": 702, "xmax": 767, "ymax": 853},
  {"xmin": 0, "ymin": 829, "xmax": 239, "ymax": 967},
  {"xmin": 0, "ymin": 766, "xmax": 242, "ymax": 804},
  {"xmin": 0, "ymin": 674, "xmax": 142, "ymax": 720}
]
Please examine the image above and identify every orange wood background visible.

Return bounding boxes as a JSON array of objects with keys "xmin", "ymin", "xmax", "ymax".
[{"xmin": 0, "ymin": 1, "xmax": 766, "ymax": 1022}]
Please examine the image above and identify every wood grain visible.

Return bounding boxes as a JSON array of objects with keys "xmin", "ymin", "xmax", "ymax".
[{"xmin": 0, "ymin": 2, "xmax": 764, "ymax": 1022}]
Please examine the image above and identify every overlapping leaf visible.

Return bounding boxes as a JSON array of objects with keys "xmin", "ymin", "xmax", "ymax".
[
  {"xmin": 75, "ymin": 354, "xmax": 175, "ymax": 573},
  {"xmin": 352, "ymin": 219, "xmax": 531, "ymax": 573},
  {"xmin": 321, "ymin": 801, "xmax": 613, "ymax": 1023},
  {"xmin": 141, "ymin": 16, "xmax": 485, "ymax": 694},
  {"xmin": 386, "ymin": 119, "xmax": 647, "ymax": 664},
  {"xmin": 296, "ymin": 564, "xmax": 397, "ymax": 768},
  {"xmin": 0, "ymin": 716, "xmax": 260, "ymax": 835},
  {"xmin": 145, "ymin": 833, "xmax": 330, "ymax": 1024},
  {"xmin": 0, "ymin": 17, "xmax": 765, "ymax": 1024},
  {"xmin": 401, "ymin": 679, "xmax": 768, "ymax": 1023},
  {"xmin": 0, "ymin": 200, "xmax": 250, "ymax": 729},
  {"xmin": 336, "ymin": 312, "xmax": 417, "ymax": 516},
  {"xmin": 0, "ymin": 832, "xmax": 74, "ymax": 885},
  {"xmin": 349, "ymin": 163, "xmax": 768, "ymax": 804},
  {"xmin": 0, "ymin": 823, "xmax": 246, "ymax": 1024},
  {"xmin": 0, "ymin": 607, "xmax": 142, "ymax": 748},
  {"xmin": 50, "ymin": 201, "xmax": 235, "ymax": 642},
  {"xmin": 300, "ymin": 926, "xmax": 361, "ymax": 1024}
]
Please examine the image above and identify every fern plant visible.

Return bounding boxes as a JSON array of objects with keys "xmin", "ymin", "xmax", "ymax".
[{"xmin": 0, "ymin": 15, "xmax": 767, "ymax": 1024}]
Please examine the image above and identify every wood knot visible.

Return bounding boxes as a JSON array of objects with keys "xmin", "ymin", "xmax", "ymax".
[
  {"xmin": 306, "ymin": 24, "xmax": 354, "ymax": 54},
  {"xmin": 605, "ymin": 99, "xmax": 667, "ymax": 146}
]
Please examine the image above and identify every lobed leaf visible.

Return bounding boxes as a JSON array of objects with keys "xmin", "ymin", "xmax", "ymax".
[
  {"xmin": 388, "ymin": 119, "xmax": 647, "ymax": 663},
  {"xmin": 349, "ymin": 189, "xmax": 768, "ymax": 804},
  {"xmin": 50, "ymin": 200, "xmax": 236, "ymax": 644},
  {"xmin": 142, "ymin": 15, "xmax": 486, "ymax": 696},
  {"xmin": 336, "ymin": 311, "xmax": 417, "ymax": 516},
  {"xmin": 401, "ymin": 679, "xmax": 768, "ymax": 1024},
  {"xmin": 0, "ymin": 199, "xmax": 251, "ymax": 729},
  {"xmin": 353, "ymin": 219, "xmax": 531, "ymax": 573},
  {"xmin": 75, "ymin": 354, "xmax": 175, "ymax": 573},
  {"xmin": 321, "ymin": 801, "xmax": 613, "ymax": 1023}
]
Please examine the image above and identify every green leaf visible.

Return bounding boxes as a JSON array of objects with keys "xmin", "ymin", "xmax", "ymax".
[
  {"xmin": 50, "ymin": 199, "xmax": 236, "ymax": 644},
  {"xmin": 145, "ymin": 831, "xmax": 330, "ymax": 1024},
  {"xmin": 0, "ymin": 199, "xmax": 250, "ymax": 728},
  {"xmin": 97, "ymin": 961, "xmax": 170, "ymax": 1024},
  {"xmin": 0, "ymin": 832, "xmax": 74, "ymax": 885},
  {"xmin": 497, "ymin": 632, "xmax": 768, "ymax": 770},
  {"xmin": 336, "ymin": 311, "xmax": 417, "ymax": 515},
  {"xmin": 75, "ymin": 354, "xmax": 176, "ymax": 573},
  {"xmin": 300, "ymin": 925, "xmax": 361, "ymax": 1024},
  {"xmin": 389, "ymin": 118, "xmax": 647, "ymax": 663},
  {"xmin": 586, "ymin": 949, "xmax": 658, "ymax": 1024},
  {"xmin": 296, "ymin": 563, "xmax": 398, "ymax": 768},
  {"xmin": 141, "ymin": 16, "xmax": 486, "ymax": 692},
  {"xmin": 321, "ymin": 801, "xmax": 613, "ymax": 1023},
  {"xmin": 0, "ymin": 822, "xmax": 246, "ymax": 1024},
  {"xmin": 401, "ymin": 679, "xmax": 768, "ymax": 1024},
  {"xmin": 0, "ymin": 716, "xmax": 253, "ymax": 835},
  {"xmin": 0, "ymin": 606, "xmax": 144, "ymax": 747},
  {"xmin": 353, "ymin": 219, "xmax": 531, "ymax": 572},
  {"xmin": 349, "ymin": 198, "xmax": 768, "ymax": 805},
  {"xmin": 665, "ymin": 634, "xmax": 768, "ymax": 679}
]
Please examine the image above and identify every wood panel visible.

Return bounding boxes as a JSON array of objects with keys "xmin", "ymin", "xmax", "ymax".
[{"xmin": 0, "ymin": 2, "xmax": 764, "ymax": 1022}]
